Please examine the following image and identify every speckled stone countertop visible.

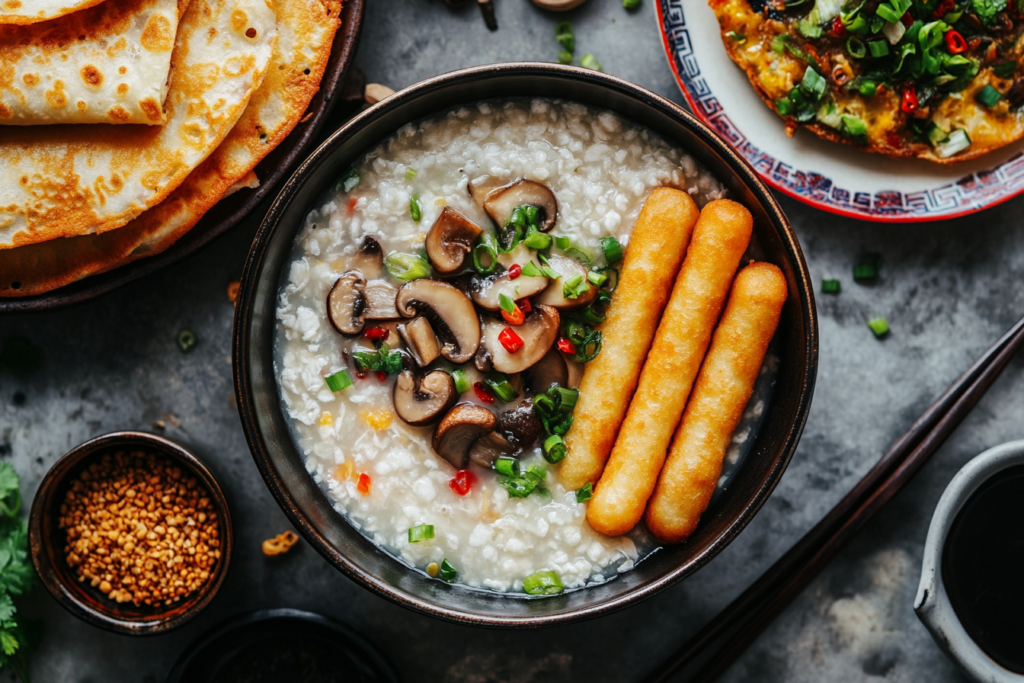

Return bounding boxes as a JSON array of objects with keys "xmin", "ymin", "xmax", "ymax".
[{"xmin": 2, "ymin": 0, "xmax": 1018, "ymax": 681}]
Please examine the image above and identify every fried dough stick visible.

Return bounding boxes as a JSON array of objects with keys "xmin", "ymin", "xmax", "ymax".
[
  {"xmin": 645, "ymin": 262, "xmax": 787, "ymax": 543},
  {"xmin": 587, "ymin": 199, "xmax": 753, "ymax": 536},
  {"xmin": 560, "ymin": 188, "xmax": 700, "ymax": 490}
]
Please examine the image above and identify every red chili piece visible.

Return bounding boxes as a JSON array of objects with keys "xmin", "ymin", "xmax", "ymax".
[
  {"xmin": 900, "ymin": 11, "xmax": 914, "ymax": 27},
  {"xmin": 363, "ymin": 326, "xmax": 389, "ymax": 341},
  {"xmin": 501, "ymin": 304, "xmax": 525, "ymax": 326},
  {"xmin": 508, "ymin": 264, "xmax": 522, "ymax": 279},
  {"xmin": 347, "ymin": 197, "xmax": 358, "ymax": 215},
  {"xmin": 945, "ymin": 29, "xmax": 967, "ymax": 54},
  {"xmin": 355, "ymin": 370, "xmax": 367, "ymax": 380},
  {"xmin": 886, "ymin": 131, "xmax": 903, "ymax": 148},
  {"xmin": 932, "ymin": 0, "xmax": 954, "ymax": 17},
  {"xmin": 357, "ymin": 473, "xmax": 371, "ymax": 496},
  {"xmin": 830, "ymin": 16, "xmax": 847, "ymax": 38},
  {"xmin": 519, "ymin": 298, "xmax": 532, "ymax": 313},
  {"xmin": 557, "ymin": 337, "xmax": 577, "ymax": 354},
  {"xmin": 901, "ymin": 87, "xmax": 918, "ymax": 114},
  {"xmin": 498, "ymin": 327, "xmax": 524, "ymax": 353},
  {"xmin": 377, "ymin": 371, "xmax": 387, "ymax": 382},
  {"xmin": 449, "ymin": 469, "xmax": 475, "ymax": 496},
  {"xmin": 473, "ymin": 381, "xmax": 495, "ymax": 404}
]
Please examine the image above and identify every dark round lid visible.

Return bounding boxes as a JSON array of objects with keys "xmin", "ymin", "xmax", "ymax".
[{"xmin": 166, "ymin": 609, "xmax": 400, "ymax": 683}]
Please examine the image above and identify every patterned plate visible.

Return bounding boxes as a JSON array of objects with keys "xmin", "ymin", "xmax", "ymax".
[{"xmin": 656, "ymin": 0, "xmax": 1024, "ymax": 222}]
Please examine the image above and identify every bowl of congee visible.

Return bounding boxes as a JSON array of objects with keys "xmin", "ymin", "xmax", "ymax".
[{"xmin": 233, "ymin": 63, "xmax": 818, "ymax": 626}]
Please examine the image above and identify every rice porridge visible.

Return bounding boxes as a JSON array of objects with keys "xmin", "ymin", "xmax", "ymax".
[{"xmin": 274, "ymin": 99, "xmax": 734, "ymax": 594}]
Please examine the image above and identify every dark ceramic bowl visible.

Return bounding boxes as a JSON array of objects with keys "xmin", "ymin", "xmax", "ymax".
[
  {"xmin": 29, "ymin": 431, "xmax": 233, "ymax": 635},
  {"xmin": 233, "ymin": 63, "xmax": 818, "ymax": 627}
]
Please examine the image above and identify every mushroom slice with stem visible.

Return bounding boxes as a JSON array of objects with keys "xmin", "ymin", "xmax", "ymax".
[
  {"xmin": 469, "ymin": 269, "xmax": 548, "ymax": 311},
  {"xmin": 468, "ymin": 175, "xmax": 506, "ymax": 214},
  {"xmin": 468, "ymin": 431, "xmax": 518, "ymax": 468},
  {"xmin": 364, "ymin": 279, "xmax": 401, "ymax": 320},
  {"xmin": 393, "ymin": 369, "xmax": 457, "ymax": 427},
  {"xmin": 481, "ymin": 304, "xmax": 560, "ymax": 374},
  {"xmin": 396, "ymin": 279, "xmax": 481, "ymax": 363},
  {"xmin": 425, "ymin": 207, "xmax": 484, "ymax": 276},
  {"xmin": 351, "ymin": 236, "xmax": 384, "ymax": 279},
  {"xmin": 497, "ymin": 399, "xmax": 544, "ymax": 449},
  {"xmin": 532, "ymin": 253, "xmax": 598, "ymax": 309},
  {"xmin": 483, "ymin": 179, "xmax": 558, "ymax": 233},
  {"xmin": 432, "ymin": 403, "xmax": 497, "ymax": 469},
  {"xmin": 398, "ymin": 316, "xmax": 441, "ymax": 367},
  {"xmin": 524, "ymin": 346, "xmax": 569, "ymax": 394},
  {"xmin": 327, "ymin": 271, "xmax": 367, "ymax": 335}
]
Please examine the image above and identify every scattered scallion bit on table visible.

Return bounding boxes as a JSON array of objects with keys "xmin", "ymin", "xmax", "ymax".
[
  {"xmin": 868, "ymin": 317, "xmax": 890, "ymax": 338},
  {"xmin": 177, "ymin": 330, "xmax": 197, "ymax": 353},
  {"xmin": 408, "ymin": 524, "xmax": 434, "ymax": 543},
  {"xmin": 384, "ymin": 252, "xmax": 431, "ymax": 280},
  {"xmin": 324, "ymin": 370, "xmax": 353, "ymax": 392},
  {"xmin": 556, "ymin": 21, "xmax": 574, "ymax": 54},
  {"xmin": 410, "ymin": 194, "xmax": 422, "ymax": 222},
  {"xmin": 557, "ymin": 51, "xmax": 572, "ymax": 65},
  {"xmin": 523, "ymin": 570, "xmax": 564, "ymax": 595},
  {"xmin": 580, "ymin": 54, "xmax": 602, "ymax": 72},
  {"xmin": 853, "ymin": 253, "xmax": 882, "ymax": 281},
  {"xmin": 0, "ymin": 463, "xmax": 39, "ymax": 682},
  {"xmin": 576, "ymin": 482, "xmax": 593, "ymax": 503},
  {"xmin": 339, "ymin": 167, "xmax": 360, "ymax": 192},
  {"xmin": 821, "ymin": 278, "xmax": 841, "ymax": 294},
  {"xmin": 439, "ymin": 559, "xmax": 458, "ymax": 583}
]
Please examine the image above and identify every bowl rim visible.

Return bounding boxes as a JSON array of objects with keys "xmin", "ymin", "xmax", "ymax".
[
  {"xmin": 28, "ymin": 430, "xmax": 233, "ymax": 636},
  {"xmin": 233, "ymin": 61, "xmax": 819, "ymax": 627}
]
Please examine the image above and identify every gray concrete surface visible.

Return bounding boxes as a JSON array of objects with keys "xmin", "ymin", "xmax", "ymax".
[{"xmin": 0, "ymin": 0, "xmax": 1017, "ymax": 680}]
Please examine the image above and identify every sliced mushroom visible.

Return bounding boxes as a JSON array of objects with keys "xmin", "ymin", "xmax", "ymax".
[
  {"xmin": 474, "ymin": 345, "xmax": 493, "ymax": 373},
  {"xmin": 481, "ymin": 304, "xmax": 560, "ymax": 374},
  {"xmin": 468, "ymin": 431, "xmax": 518, "ymax": 468},
  {"xmin": 327, "ymin": 271, "xmax": 367, "ymax": 335},
  {"xmin": 425, "ymin": 207, "xmax": 484, "ymax": 276},
  {"xmin": 483, "ymin": 179, "xmax": 558, "ymax": 233},
  {"xmin": 525, "ymin": 346, "xmax": 569, "ymax": 393},
  {"xmin": 468, "ymin": 175, "xmax": 506, "ymax": 213},
  {"xmin": 532, "ymin": 253, "xmax": 598, "ymax": 309},
  {"xmin": 393, "ymin": 369, "xmax": 457, "ymax": 426},
  {"xmin": 396, "ymin": 279, "xmax": 481, "ymax": 363},
  {"xmin": 497, "ymin": 399, "xmax": 544, "ymax": 449},
  {"xmin": 468, "ymin": 269, "xmax": 549, "ymax": 311},
  {"xmin": 364, "ymin": 279, "xmax": 401, "ymax": 320},
  {"xmin": 377, "ymin": 321, "xmax": 403, "ymax": 350},
  {"xmin": 398, "ymin": 316, "xmax": 441, "ymax": 367},
  {"xmin": 352, "ymin": 236, "xmax": 384, "ymax": 279},
  {"xmin": 432, "ymin": 403, "xmax": 496, "ymax": 469}
]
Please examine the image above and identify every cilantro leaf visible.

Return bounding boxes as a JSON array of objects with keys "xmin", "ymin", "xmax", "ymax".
[
  {"xmin": 0, "ymin": 465, "xmax": 20, "ymax": 519},
  {"xmin": 972, "ymin": 0, "xmax": 1006, "ymax": 25}
]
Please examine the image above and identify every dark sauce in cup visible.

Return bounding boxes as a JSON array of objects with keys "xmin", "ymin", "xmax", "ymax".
[{"xmin": 941, "ymin": 464, "xmax": 1024, "ymax": 674}]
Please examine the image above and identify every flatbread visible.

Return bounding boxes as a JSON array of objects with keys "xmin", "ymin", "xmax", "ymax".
[
  {"xmin": 0, "ymin": 0, "xmax": 342, "ymax": 297},
  {"xmin": 0, "ymin": 0, "xmax": 277, "ymax": 250},
  {"xmin": 0, "ymin": 0, "xmax": 185, "ymax": 125},
  {"xmin": 0, "ymin": 0, "xmax": 109, "ymax": 25}
]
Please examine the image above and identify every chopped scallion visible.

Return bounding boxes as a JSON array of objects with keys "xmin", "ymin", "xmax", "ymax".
[
  {"xmin": 624, "ymin": 0, "xmax": 641, "ymax": 8},
  {"xmin": 405, "ymin": 168, "xmax": 417, "ymax": 180},
  {"xmin": 498, "ymin": 293, "xmax": 516, "ymax": 314},
  {"xmin": 439, "ymin": 559, "xmax": 458, "ymax": 583},
  {"xmin": 562, "ymin": 274, "xmax": 590, "ymax": 299},
  {"xmin": 520, "ymin": 261, "xmax": 543, "ymax": 278},
  {"xmin": 575, "ymin": 483, "xmax": 593, "ymax": 503},
  {"xmin": 408, "ymin": 524, "xmax": 434, "ymax": 543},
  {"xmin": 868, "ymin": 317, "xmax": 890, "ymax": 337},
  {"xmin": 325, "ymin": 370, "xmax": 353, "ymax": 392},
  {"xmin": 339, "ymin": 167, "xmax": 360, "ymax": 192},
  {"xmin": 451, "ymin": 368, "xmax": 471, "ymax": 394},
  {"xmin": 564, "ymin": 246, "xmax": 593, "ymax": 267},
  {"xmin": 177, "ymin": 330, "xmax": 197, "ymax": 353},
  {"xmin": 472, "ymin": 234, "xmax": 499, "ymax": 275},
  {"xmin": 501, "ymin": 477, "xmax": 538, "ymax": 498},
  {"xmin": 555, "ymin": 21, "xmax": 574, "ymax": 52},
  {"xmin": 601, "ymin": 236, "xmax": 623, "ymax": 264},
  {"xmin": 975, "ymin": 84, "xmax": 1002, "ymax": 108},
  {"xmin": 523, "ymin": 231, "xmax": 553, "ymax": 250},
  {"xmin": 554, "ymin": 236, "xmax": 571, "ymax": 250},
  {"xmin": 410, "ymin": 194, "xmax": 421, "ymax": 222},
  {"xmin": 587, "ymin": 270, "xmax": 607, "ymax": 287},
  {"xmin": 846, "ymin": 37, "xmax": 866, "ymax": 59},
  {"xmin": 853, "ymin": 253, "xmax": 881, "ymax": 281},
  {"xmin": 494, "ymin": 456, "xmax": 520, "ymax": 478},
  {"xmin": 484, "ymin": 372, "xmax": 518, "ymax": 402},
  {"xmin": 580, "ymin": 54, "xmax": 602, "ymax": 71},
  {"xmin": 868, "ymin": 39, "xmax": 889, "ymax": 57},
  {"xmin": 821, "ymin": 279, "xmax": 841, "ymax": 294},
  {"xmin": 543, "ymin": 434, "xmax": 566, "ymax": 463},
  {"xmin": 524, "ymin": 465, "xmax": 547, "ymax": 484},
  {"xmin": 385, "ymin": 252, "xmax": 431, "ymax": 280},
  {"xmin": 523, "ymin": 570, "xmax": 564, "ymax": 595},
  {"xmin": 558, "ymin": 51, "xmax": 573, "ymax": 65}
]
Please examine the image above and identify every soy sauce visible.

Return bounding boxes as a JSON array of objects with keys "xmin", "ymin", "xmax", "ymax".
[{"xmin": 942, "ymin": 464, "xmax": 1024, "ymax": 673}]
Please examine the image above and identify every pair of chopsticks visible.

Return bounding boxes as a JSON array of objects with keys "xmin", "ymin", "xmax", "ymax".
[{"xmin": 643, "ymin": 312, "xmax": 1024, "ymax": 683}]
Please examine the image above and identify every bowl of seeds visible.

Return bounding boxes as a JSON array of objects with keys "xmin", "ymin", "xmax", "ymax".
[{"xmin": 28, "ymin": 431, "xmax": 232, "ymax": 635}]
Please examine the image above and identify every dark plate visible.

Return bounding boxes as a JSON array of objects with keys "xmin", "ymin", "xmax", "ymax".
[
  {"xmin": 0, "ymin": 0, "xmax": 364, "ymax": 315},
  {"xmin": 233, "ymin": 63, "xmax": 819, "ymax": 627},
  {"xmin": 165, "ymin": 608, "xmax": 401, "ymax": 683}
]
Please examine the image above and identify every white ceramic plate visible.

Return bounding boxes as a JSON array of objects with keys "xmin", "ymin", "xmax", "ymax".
[{"xmin": 656, "ymin": 0, "xmax": 1024, "ymax": 222}]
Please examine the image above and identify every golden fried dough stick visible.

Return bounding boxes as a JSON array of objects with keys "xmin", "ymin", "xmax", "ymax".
[
  {"xmin": 560, "ymin": 188, "xmax": 700, "ymax": 490},
  {"xmin": 587, "ymin": 199, "xmax": 753, "ymax": 536},
  {"xmin": 645, "ymin": 262, "xmax": 787, "ymax": 543}
]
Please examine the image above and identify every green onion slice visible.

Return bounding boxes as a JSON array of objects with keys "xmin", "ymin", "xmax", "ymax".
[
  {"xmin": 385, "ymin": 252, "xmax": 431, "ymax": 280},
  {"xmin": 408, "ymin": 524, "xmax": 434, "ymax": 543},
  {"xmin": 410, "ymin": 194, "xmax": 422, "ymax": 222},
  {"xmin": 868, "ymin": 317, "xmax": 890, "ymax": 337},
  {"xmin": 554, "ymin": 235, "xmax": 571, "ymax": 250},
  {"xmin": 557, "ymin": 51, "xmax": 573, "ymax": 65},
  {"xmin": 543, "ymin": 435, "xmax": 566, "ymax": 463},
  {"xmin": 623, "ymin": 0, "xmax": 641, "ymax": 8},
  {"xmin": 853, "ymin": 253, "xmax": 881, "ymax": 281},
  {"xmin": 405, "ymin": 168, "xmax": 417, "ymax": 180},
  {"xmin": 177, "ymin": 330, "xmax": 197, "ymax": 353},
  {"xmin": 564, "ymin": 246, "xmax": 593, "ymax": 267},
  {"xmin": 484, "ymin": 373, "xmax": 518, "ymax": 402},
  {"xmin": 563, "ymin": 274, "xmax": 591, "ymax": 299},
  {"xmin": 587, "ymin": 270, "xmax": 607, "ymax": 287},
  {"xmin": 520, "ymin": 261, "xmax": 543, "ymax": 278},
  {"xmin": 339, "ymin": 167, "xmax": 360, "ymax": 192},
  {"xmin": 439, "ymin": 559, "xmax": 458, "ymax": 583},
  {"xmin": 975, "ymin": 84, "xmax": 1002, "ymax": 109},
  {"xmin": 601, "ymin": 236, "xmax": 623, "ymax": 264},
  {"xmin": 498, "ymin": 293, "xmax": 516, "ymax": 313},
  {"xmin": 472, "ymin": 233, "xmax": 499, "ymax": 275},
  {"xmin": 523, "ymin": 570, "xmax": 564, "ymax": 595},
  {"xmin": 575, "ymin": 483, "xmax": 593, "ymax": 503},
  {"xmin": 501, "ymin": 477, "xmax": 537, "ymax": 498},
  {"xmin": 846, "ymin": 37, "xmax": 866, "ymax": 59},
  {"xmin": 523, "ymin": 231, "xmax": 553, "ymax": 250},
  {"xmin": 494, "ymin": 456, "xmax": 520, "ymax": 478},
  {"xmin": 325, "ymin": 370, "xmax": 353, "ymax": 392},
  {"xmin": 451, "ymin": 368, "xmax": 471, "ymax": 394},
  {"xmin": 555, "ymin": 21, "xmax": 574, "ymax": 52},
  {"xmin": 580, "ymin": 54, "xmax": 602, "ymax": 71},
  {"xmin": 524, "ymin": 465, "xmax": 547, "ymax": 484},
  {"xmin": 821, "ymin": 279, "xmax": 841, "ymax": 294}
]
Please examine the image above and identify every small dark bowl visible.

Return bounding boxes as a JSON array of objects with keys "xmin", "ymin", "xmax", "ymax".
[
  {"xmin": 234, "ymin": 63, "xmax": 819, "ymax": 627},
  {"xmin": 29, "ymin": 431, "xmax": 233, "ymax": 635}
]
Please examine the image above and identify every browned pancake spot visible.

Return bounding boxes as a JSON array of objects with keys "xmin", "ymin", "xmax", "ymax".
[
  {"xmin": 117, "ymin": 83, "xmax": 129, "ymax": 96},
  {"xmin": 141, "ymin": 14, "xmax": 174, "ymax": 52},
  {"xmin": 3, "ymin": 0, "xmax": 21, "ymax": 9},
  {"xmin": 76, "ymin": 100, "xmax": 87, "ymax": 111},
  {"xmin": 118, "ymin": 66, "xmax": 128, "ymax": 75},
  {"xmin": 108, "ymin": 105, "xmax": 130, "ymax": 122},
  {"xmin": 0, "ymin": 103, "xmax": 10, "ymax": 119},
  {"xmin": 45, "ymin": 81, "xmax": 67, "ymax": 108},
  {"xmin": 231, "ymin": 9, "xmax": 249, "ymax": 32},
  {"xmin": 140, "ymin": 97, "xmax": 162, "ymax": 121},
  {"xmin": 81, "ymin": 65, "xmax": 103, "ymax": 87},
  {"xmin": 22, "ymin": 73, "xmax": 38, "ymax": 87}
]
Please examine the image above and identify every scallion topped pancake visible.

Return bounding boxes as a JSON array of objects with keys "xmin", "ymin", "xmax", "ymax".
[{"xmin": 711, "ymin": 0, "xmax": 1024, "ymax": 162}]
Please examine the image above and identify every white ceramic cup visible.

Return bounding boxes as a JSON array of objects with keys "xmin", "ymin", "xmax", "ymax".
[{"xmin": 915, "ymin": 439, "xmax": 1024, "ymax": 683}]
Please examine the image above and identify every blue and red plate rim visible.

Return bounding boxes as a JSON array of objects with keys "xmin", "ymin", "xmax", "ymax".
[{"xmin": 655, "ymin": 0, "xmax": 1024, "ymax": 222}]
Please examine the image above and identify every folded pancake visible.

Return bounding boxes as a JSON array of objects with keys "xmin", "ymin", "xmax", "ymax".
[
  {"xmin": 0, "ymin": 0, "xmax": 108, "ymax": 25},
  {"xmin": 0, "ymin": 0, "xmax": 185, "ymax": 125},
  {"xmin": 0, "ymin": 0, "xmax": 277, "ymax": 251},
  {"xmin": 0, "ymin": 0, "xmax": 342, "ymax": 297}
]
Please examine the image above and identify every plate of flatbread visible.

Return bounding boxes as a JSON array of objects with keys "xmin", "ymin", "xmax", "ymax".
[{"xmin": 0, "ymin": 0, "xmax": 363, "ymax": 310}]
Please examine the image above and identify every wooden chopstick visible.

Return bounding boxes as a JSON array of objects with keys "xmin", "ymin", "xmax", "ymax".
[{"xmin": 643, "ymin": 312, "xmax": 1024, "ymax": 683}]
